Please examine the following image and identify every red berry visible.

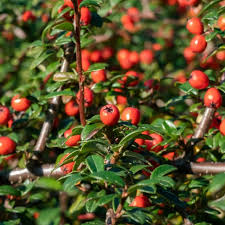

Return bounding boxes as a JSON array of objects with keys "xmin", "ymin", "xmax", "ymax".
[
  {"xmin": 60, "ymin": 153, "xmax": 75, "ymax": 174},
  {"xmin": 117, "ymin": 49, "xmax": 133, "ymax": 69},
  {"xmin": 82, "ymin": 59, "xmax": 90, "ymax": 71},
  {"xmin": 101, "ymin": 47, "xmax": 113, "ymax": 60},
  {"xmin": 80, "ymin": 7, "xmax": 91, "ymax": 26},
  {"xmin": 120, "ymin": 71, "xmax": 139, "ymax": 87},
  {"xmin": 11, "ymin": 95, "xmax": 31, "ymax": 111},
  {"xmin": 0, "ymin": 106, "xmax": 10, "ymax": 125},
  {"xmin": 220, "ymin": 119, "xmax": 225, "ymax": 135},
  {"xmin": 190, "ymin": 35, "xmax": 207, "ymax": 53},
  {"xmin": 216, "ymin": 50, "xmax": 225, "ymax": 61},
  {"xmin": 0, "ymin": 136, "xmax": 16, "ymax": 155},
  {"xmin": 64, "ymin": 0, "xmax": 83, "ymax": 8},
  {"xmin": 218, "ymin": 15, "xmax": 225, "ymax": 31},
  {"xmin": 100, "ymin": 104, "xmax": 120, "ymax": 126},
  {"xmin": 121, "ymin": 107, "xmax": 140, "ymax": 125},
  {"xmin": 189, "ymin": 70, "xmax": 209, "ymax": 90},
  {"xmin": 64, "ymin": 128, "xmax": 81, "ymax": 147},
  {"xmin": 90, "ymin": 50, "xmax": 102, "ymax": 63},
  {"xmin": 186, "ymin": 17, "xmax": 203, "ymax": 35},
  {"xmin": 140, "ymin": 50, "xmax": 154, "ymax": 64},
  {"xmin": 65, "ymin": 100, "xmax": 79, "ymax": 116},
  {"xmin": 204, "ymin": 88, "xmax": 222, "ymax": 109},
  {"xmin": 22, "ymin": 11, "xmax": 36, "ymax": 22},
  {"xmin": 91, "ymin": 69, "xmax": 107, "ymax": 83},
  {"xmin": 76, "ymin": 87, "xmax": 94, "ymax": 107},
  {"xmin": 121, "ymin": 15, "xmax": 135, "ymax": 32},
  {"xmin": 58, "ymin": 5, "xmax": 73, "ymax": 21},
  {"xmin": 163, "ymin": 152, "xmax": 175, "ymax": 160},
  {"xmin": 183, "ymin": 47, "xmax": 196, "ymax": 62},
  {"xmin": 116, "ymin": 95, "xmax": 127, "ymax": 105},
  {"xmin": 129, "ymin": 51, "xmax": 139, "ymax": 65},
  {"xmin": 145, "ymin": 133, "xmax": 164, "ymax": 152},
  {"xmin": 82, "ymin": 49, "xmax": 91, "ymax": 60},
  {"xmin": 130, "ymin": 194, "xmax": 151, "ymax": 208},
  {"xmin": 127, "ymin": 7, "xmax": 140, "ymax": 22}
]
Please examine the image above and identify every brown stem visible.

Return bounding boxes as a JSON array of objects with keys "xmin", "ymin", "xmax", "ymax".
[
  {"xmin": 193, "ymin": 107, "xmax": 216, "ymax": 139},
  {"xmin": 0, "ymin": 164, "xmax": 63, "ymax": 184},
  {"xmin": 59, "ymin": 191, "xmax": 68, "ymax": 225},
  {"xmin": 72, "ymin": 0, "xmax": 86, "ymax": 126},
  {"xmin": 190, "ymin": 162, "xmax": 225, "ymax": 175},
  {"xmin": 2, "ymin": 161, "xmax": 225, "ymax": 185},
  {"xmin": 33, "ymin": 59, "xmax": 69, "ymax": 153}
]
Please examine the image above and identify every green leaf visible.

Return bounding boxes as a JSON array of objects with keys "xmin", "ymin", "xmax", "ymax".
[
  {"xmin": 30, "ymin": 50, "xmax": 54, "ymax": 70},
  {"xmin": 63, "ymin": 173, "xmax": 83, "ymax": 192},
  {"xmin": 199, "ymin": 0, "xmax": 222, "ymax": 16},
  {"xmin": 54, "ymin": 22, "xmax": 74, "ymax": 31},
  {"xmin": 79, "ymin": 0, "xmax": 100, "ymax": 8},
  {"xmin": 151, "ymin": 164, "xmax": 177, "ymax": 180},
  {"xmin": 0, "ymin": 185, "xmax": 20, "ymax": 196},
  {"xmin": 86, "ymin": 63, "xmax": 108, "ymax": 72},
  {"xmin": 81, "ymin": 123, "xmax": 105, "ymax": 140},
  {"xmin": 128, "ymin": 179, "xmax": 156, "ymax": 194},
  {"xmin": 37, "ymin": 208, "xmax": 60, "ymax": 225},
  {"xmin": 45, "ymin": 89, "xmax": 75, "ymax": 99},
  {"xmin": 82, "ymin": 220, "xmax": 105, "ymax": 225},
  {"xmin": 209, "ymin": 196, "xmax": 225, "ymax": 211},
  {"xmin": 207, "ymin": 173, "xmax": 225, "ymax": 197},
  {"xmin": 119, "ymin": 128, "xmax": 148, "ymax": 147},
  {"xmin": 89, "ymin": 171, "xmax": 124, "ymax": 187},
  {"xmin": 97, "ymin": 194, "xmax": 117, "ymax": 206},
  {"xmin": 53, "ymin": 72, "xmax": 76, "ymax": 82},
  {"xmin": 35, "ymin": 177, "xmax": 62, "ymax": 191},
  {"xmin": 86, "ymin": 155, "xmax": 104, "ymax": 173},
  {"xmin": 179, "ymin": 82, "xmax": 198, "ymax": 95},
  {"xmin": 0, "ymin": 219, "xmax": 21, "ymax": 225},
  {"xmin": 130, "ymin": 165, "xmax": 149, "ymax": 174},
  {"xmin": 81, "ymin": 140, "xmax": 108, "ymax": 155}
]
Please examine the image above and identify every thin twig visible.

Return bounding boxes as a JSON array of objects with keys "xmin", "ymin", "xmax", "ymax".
[
  {"xmin": 72, "ymin": 0, "xmax": 86, "ymax": 126},
  {"xmin": 34, "ymin": 43, "xmax": 74, "ymax": 153}
]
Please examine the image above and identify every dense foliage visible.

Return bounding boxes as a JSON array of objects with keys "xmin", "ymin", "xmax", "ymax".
[{"xmin": 1, "ymin": 0, "xmax": 225, "ymax": 224}]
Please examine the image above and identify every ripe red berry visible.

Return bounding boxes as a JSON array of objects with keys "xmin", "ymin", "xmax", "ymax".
[
  {"xmin": 101, "ymin": 47, "xmax": 113, "ymax": 60},
  {"xmin": 90, "ymin": 50, "xmax": 102, "ymax": 63},
  {"xmin": 190, "ymin": 35, "xmax": 207, "ymax": 53},
  {"xmin": 58, "ymin": 4, "xmax": 73, "ymax": 21},
  {"xmin": 216, "ymin": 50, "xmax": 225, "ymax": 61},
  {"xmin": 11, "ymin": 95, "xmax": 31, "ymax": 111},
  {"xmin": 60, "ymin": 153, "xmax": 75, "ymax": 174},
  {"xmin": 130, "ymin": 194, "xmax": 151, "ymax": 208},
  {"xmin": 0, "ymin": 136, "xmax": 16, "ymax": 155},
  {"xmin": 129, "ymin": 51, "xmax": 139, "ymax": 65},
  {"xmin": 76, "ymin": 87, "xmax": 94, "ymax": 107},
  {"xmin": 140, "ymin": 50, "xmax": 154, "ymax": 64},
  {"xmin": 204, "ymin": 88, "xmax": 222, "ymax": 109},
  {"xmin": 0, "ymin": 106, "xmax": 10, "ymax": 125},
  {"xmin": 116, "ymin": 95, "xmax": 127, "ymax": 105},
  {"xmin": 117, "ymin": 49, "xmax": 133, "ymax": 69},
  {"xmin": 100, "ymin": 104, "xmax": 120, "ymax": 126},
  {"xmin": 120, "ymin": 71, "xmax": 139, "ymax": 87},
  {"xmin": 121, "ymin": 107, "xmax": 140, "ymax": 125},
  {"xmin": 218, "ymin": 15, "xmax": 225, "ymax": 31},
  {"xmin": 65, "ymin": 100, "xmax": 79, "ymax": 116},
  {"xmin": 145, "ymin": 133, "xmax": 164, "ymax": 152},
  {"xmin": 22, "ymin": 11, "xmax": 36, "ymax": 22},
  {"xmin": 189, "ymin": 70, "xmax": 209, "ymax": 90},
  {"xmin": 220, "ymin": 119, "xmax": 225, "ymax": 135},
  {"xmin": 121, "ymin": 14, "xmax": 135, "ymax": 32},
  {"xmin": 91, "ymin": 69, "xmax": 107, "ymax": 83},
  {"xmin": 127, "ymin": 7, "xmax": 140, "ymax": 22},
  {"xmin": 64, "ymin": 0, "xmax": 83, "ymax": 8},
  {"xmin": 64, "ymin": 128, "xmax": 81, "ymax": 147},
  {"xmin": 82, "ymin": 58, "xmax": 90, "ymax": 71},
  {"xmin": 80, "ymin": 7, "xmax": 91, "ymax": 26},
  {"xmin": 186, "ymin": 17, "xmax": 203, "ymax": 35},
  {"xmin": 183, "ymin": 47, "xmax": 196, "ymax": 62}
]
